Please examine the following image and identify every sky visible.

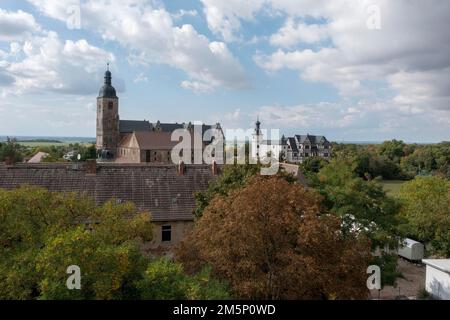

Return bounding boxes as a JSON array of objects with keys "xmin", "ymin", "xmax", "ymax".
[{"xmin": 0, "ymin": 0, "xmax": 449, "ymax": 142}]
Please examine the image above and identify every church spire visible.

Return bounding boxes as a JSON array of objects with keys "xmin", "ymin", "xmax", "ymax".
[
  {"xmin": 255, "ymin": 116, "xmax": 261, "ymax": 135},
  {"xmin": 104, "ymin": 63, "xmax": 112, "ymax": 86},
  {"xmin": 98, "ymin": 63, "xmax": 117, "ymax": 98}
]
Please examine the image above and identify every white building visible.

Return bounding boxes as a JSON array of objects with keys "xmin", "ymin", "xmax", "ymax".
[
  {"xmin": 251, "ymin": 119, "xmax": 331, "ymax": 163},
  {"xmin": 422, "ymin": 259, "xmax": 450, "ymax": 300}
]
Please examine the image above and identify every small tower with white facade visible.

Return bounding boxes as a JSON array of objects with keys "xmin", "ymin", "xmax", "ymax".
[{"xmin": 251, "ymin": 117, "xmax": 263, "ymax": 161}]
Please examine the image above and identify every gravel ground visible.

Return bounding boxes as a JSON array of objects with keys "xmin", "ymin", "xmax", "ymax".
[{"xmin": 370, "ymin": 258, "xmax": 426, "ymax": 300}]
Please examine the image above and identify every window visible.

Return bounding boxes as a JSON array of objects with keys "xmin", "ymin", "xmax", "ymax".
[
  {"xmin": 305, "ymin": 153, "xmax": 309, "ymax": 157},
  {"xmin": 162, "ymin": 225, "xmax": 172, "ymax": 242},
  {"xmin": 108, "ymin": 102, "xmax": 113, "ymax": 110},
  {"xmin": 305, "ymin": 145, "xmax": 310, "ymax": 149},
  {"xmin": 324, "ymin": 153, "xmax": 329, "ymax": 157}
]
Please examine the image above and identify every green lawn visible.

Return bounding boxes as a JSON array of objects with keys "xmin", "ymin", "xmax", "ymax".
[{"xmin": 380, "ymin": 180, "xmax": 406, "ymax": 197}]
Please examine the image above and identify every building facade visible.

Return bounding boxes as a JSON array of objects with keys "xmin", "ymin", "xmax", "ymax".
[{"xmin": 251, "ymin": 119, "xmax": 332, "ymax": 163}]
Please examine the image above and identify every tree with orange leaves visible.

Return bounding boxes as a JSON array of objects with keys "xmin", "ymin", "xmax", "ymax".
[{"xmin": 177, "ymin": 175, "xmax": 372, "ymax": 300}]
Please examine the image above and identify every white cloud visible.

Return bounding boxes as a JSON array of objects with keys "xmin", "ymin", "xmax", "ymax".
[
  {"xmin": 26, "ymin": 0, "xmax": 80, "ymax": 22},
  {"xmin": 133, "ymin": 72, "xmax": 148, "ymax": 83},
  {"xmin": 172, "ymin": 9, "xmax": 198, "ymax": 20},
  {"xmin": 27, "ymin": 0, "xmax": 249, "ymax": 92},
  {"xmin": 249, "ymin": 0, "xmax": 450, "ymax": 111},
  {"xmin": 200, "ymin": 0, "xmax": 265, "ymax": 42},
  {"xmin": 2, "ymin": 32, "xmax": 114, "ymax": 96},
  {"xmin": 255, "ymin": 100, "xmax": 449, "ymax": 142},
  {"xmin": 269, "ymin": 18, "xmax": 328, "ymax": 48},
  {"xmin": 0, "ymin": 9, "xmax": 41, "ymax": 41}
]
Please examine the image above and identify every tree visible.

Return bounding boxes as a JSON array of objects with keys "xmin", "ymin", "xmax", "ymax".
[
  {"xmin": 193, "ymin": 164, "xmax": 296, "ymax": 219},
  {"xmin": 177, "ymin": 175, "xmax": 372, "ymax": 300},
  {"xmin": 0, "ymin": 186, "xmax": 153, "ymax": 299},
  {"xmin": 378, "ymin": 139, "xmax": 406, "ymax": 163},
  {"xmin": 315, "ymin": 158, "xmax": 401, "ymax": 250},
  {"xmin": 193, "ymin": 164, "xmax": 260, "ymax": 219},
  {"xmin": 398, "ymin": 176, "xmax": 450, "ymax": 257},
  {"xmin": 301, "ymin": 156, "xmax": 329, "ymax": 174},
  {"xmin": 136, "ymin": 259, "xmax": 230, "ymax": 300},
  {"xmin": 81, "ymin": 144, "xmax": 97, "ymax": 160},
  {"xmin": 0, "ymin": 137, "xmax": 23, "ymax": 163}
]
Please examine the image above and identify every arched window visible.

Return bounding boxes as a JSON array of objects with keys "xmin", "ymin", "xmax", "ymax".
[{"xmin": 108, "ymin": 102, "xmax": 113, "ymax": 110}]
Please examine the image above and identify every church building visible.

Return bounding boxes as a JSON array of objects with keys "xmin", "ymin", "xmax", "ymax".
[{"xmin": 96, "ymin": 65, "xmax": 223, "ymax": 163}]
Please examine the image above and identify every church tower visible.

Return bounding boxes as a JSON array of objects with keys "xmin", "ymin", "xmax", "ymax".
[
  {"xmin": 96, "ymin": 64, "xmax": 119, "ymax": 159},
  {"xmin": 251, "ymin": 117, "xmax": 263, "ymax": 161}
]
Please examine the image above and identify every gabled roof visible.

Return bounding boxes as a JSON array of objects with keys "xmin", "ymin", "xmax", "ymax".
[
  {"xmin": 133, "ymin": 131, "xmax": 179, "ymax": 150},
  {"xmin": 119, "ymin": 120, "xmax": 152, "ymax": 133},
  {"xmin": 0, "ymin": 163, "xmax": 219, "ymax": 222},
  {"xmin": 119, "ymin": 120, "xmax": 224, "ymax": 140},
  {"xmin": 295, "ymin": 134, "xmax": 330, "ymax": 145},
  {"xmin": 27, "ymin": 152, "xmax": 49, "ymax": 163},
  {"xmin": 288, "ymin": 137, "xmax": 299, "ymax": 153}
]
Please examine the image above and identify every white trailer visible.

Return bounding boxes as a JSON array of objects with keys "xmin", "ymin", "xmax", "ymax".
[{"xmin": 398, "ymin": 238, "xmax": 424, "ymax": 261}]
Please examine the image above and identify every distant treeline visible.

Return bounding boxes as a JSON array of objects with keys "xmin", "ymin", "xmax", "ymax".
[
  {"xmin": 301, "ymin": 140, "xmax": 449, "ymax": 181},
  {"xmin": 16, "ymin": 139, "xmax": 63, "ymax": 143}
]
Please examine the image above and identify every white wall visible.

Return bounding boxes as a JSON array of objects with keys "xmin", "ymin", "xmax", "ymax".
[{"xmin": 426, "ymin": 266, "xmax": 450, "ymax": 300}]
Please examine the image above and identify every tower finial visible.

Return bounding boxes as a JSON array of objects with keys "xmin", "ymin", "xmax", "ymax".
[
  {"xmin": 255, "ymin": 115, "xmax": 261, "ymax": 135},
  {"xmin": 107, "ymin": 62, "xmax": 110, "ymax": 71}
]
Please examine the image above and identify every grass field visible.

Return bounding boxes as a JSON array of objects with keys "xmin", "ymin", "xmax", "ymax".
[{"xmin": 380, "ymin": 180, "xmax": 406, "ymax": 197}]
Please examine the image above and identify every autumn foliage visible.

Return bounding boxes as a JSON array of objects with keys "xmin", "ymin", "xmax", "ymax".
[{"xmin": 177, "ymin": 175, "xmax": 372, "ymax": 300}]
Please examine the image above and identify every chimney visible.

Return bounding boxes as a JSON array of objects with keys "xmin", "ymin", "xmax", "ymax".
[
  {"xmin": 178, "ymin": 160, "xmax": 185, "ymax": 176},
  {"xmin": 84, "ymin": 159, "xmax": 97, "ymax": 174},
  {"xmin": 211, "ymin": 160, "xmax": 218, "ymax": 175},
  {"xmin": 4, "ymin": 156, "xmax": 13, "ymax": 166}
]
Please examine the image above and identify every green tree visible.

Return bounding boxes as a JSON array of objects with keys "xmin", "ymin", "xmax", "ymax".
[
  {"xmin": 315, "ymin": 158, "xmax": 401, "ymax": 250},
  {"xmin": 301, "ymin": 156, "xmax": 329, "ymax": 174},
  {"xmin": 136, "ymin": 258, "xmax": 230, "ymax": 300},
  {"xmin": 81, "ymin": 144, "xmax": 97, "ymax": 160},
  {"xmin": 0, "ymin": 186, "xmax": 153, "ymax": 299},
  {"xmin": 398, "ymin": 176, "xmax": 450, "ymax": 256},
  {"xmin": 378, "ymin": 139, "xmax": 406, "ymax": 163},
  {"xmin": 0, "ymin": 137, "xmax": 23, "ymax": 163},
  {"xmin": 193, "ymin": 164, "xmax": 260, "ymax": 219}
]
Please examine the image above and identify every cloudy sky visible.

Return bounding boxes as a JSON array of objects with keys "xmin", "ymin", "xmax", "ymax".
[{"xmin": 0, "ymin": 0, "xmax": 449, "ymax": 142}]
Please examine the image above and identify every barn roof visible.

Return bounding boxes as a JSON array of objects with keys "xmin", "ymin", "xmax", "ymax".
[{"xmin": 0, "ymin": 163, "xmax": 219, "ymax": 222}]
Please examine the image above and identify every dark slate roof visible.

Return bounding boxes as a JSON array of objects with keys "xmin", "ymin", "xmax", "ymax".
[
  {"xmin": 98, "ymin": 84, "xmax": 117, "ymax": 98},
  {"xmin": 98, "ymin": 69, "xmax": 117, "ymax": 98},
  {"xmin": 0, "ymin": 163, "xmax": 219, "ymax": 222},
  {"xmin": 119, "ymin": 120, "xmax": 153, "ymax": 133},
  {"xmin": 288, "ymin": 137, "xmax": 299, "ymax": 153},
  {"xmin": 295, "ymin": 134, "xmax": 330, "ymax": 145},
  {"xmin": 159, "ymin": 123, "xmax": 184, "ymax": 132},
  {"xmin": 120, "ymin": 120, "xmax": 224, "ymax": 141}
]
